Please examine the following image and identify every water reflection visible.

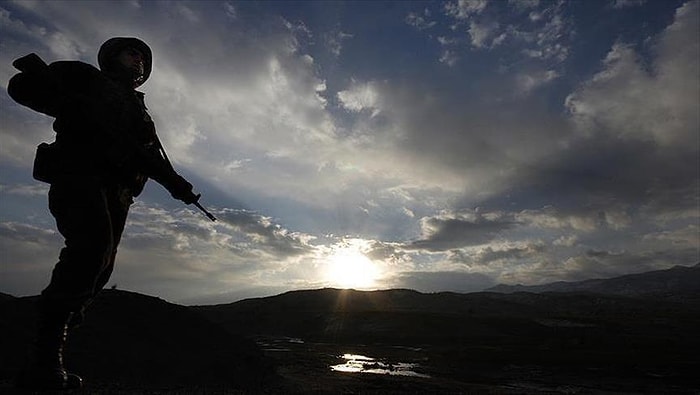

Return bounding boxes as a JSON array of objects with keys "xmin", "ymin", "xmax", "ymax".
[
  {"xmin": 330, "ymin": 353, "xmax": 430, "ymax": 378},
  {"xmin": 257, "ymin": 336, "xmax": 304, "ymax": 352}
]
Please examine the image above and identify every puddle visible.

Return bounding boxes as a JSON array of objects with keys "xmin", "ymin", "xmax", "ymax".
[{"xmin": 330, "ymin": 353, "xmax": 430, "ymax": 378}]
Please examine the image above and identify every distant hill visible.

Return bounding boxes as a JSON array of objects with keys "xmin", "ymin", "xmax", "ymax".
[
  {"xmin": 486, "ymin": 263, "xmax": 700, "ymax": 301},
  {"xmin": 196, "ymin": 284, "xmax": 700, "ymax": 346},
  {"xmin": 0, "ymin": 289, "xmax": 273, "ymax": 390}
]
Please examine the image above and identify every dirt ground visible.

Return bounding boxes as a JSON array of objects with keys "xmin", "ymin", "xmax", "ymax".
[{"xmin": 1, "ymin": 336, "xmax": 698, "ymax": 394}]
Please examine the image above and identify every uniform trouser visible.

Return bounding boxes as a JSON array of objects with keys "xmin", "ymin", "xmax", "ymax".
[{"xmin": 39, "ymin": 180, "xmax": 132, "ymax": 320}]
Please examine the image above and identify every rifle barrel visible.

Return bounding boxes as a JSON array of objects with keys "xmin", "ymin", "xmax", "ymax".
[{"xmin": 194, "ymin": 201, "xmax": 217, "ymax": 221}]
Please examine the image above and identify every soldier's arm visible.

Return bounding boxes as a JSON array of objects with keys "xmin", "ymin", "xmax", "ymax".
[{"xmin": 133, "ymin": 143, "xmax": 199, "ymax": 204}]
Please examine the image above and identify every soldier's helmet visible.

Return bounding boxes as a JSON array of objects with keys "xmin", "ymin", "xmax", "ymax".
[{"xmin": 98, "ymin": 37, "xmax": 152, "ymax": 87}]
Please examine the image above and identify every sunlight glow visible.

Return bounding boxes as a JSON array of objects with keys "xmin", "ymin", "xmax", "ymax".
[{"xmin": 323, "ymin": 246, "xmax": 379, "ymax": 289}]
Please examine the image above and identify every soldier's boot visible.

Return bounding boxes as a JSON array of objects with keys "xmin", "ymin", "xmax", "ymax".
[{"xmin": 16, "ymin": 310, "xmax": 83, "ymax": 390}]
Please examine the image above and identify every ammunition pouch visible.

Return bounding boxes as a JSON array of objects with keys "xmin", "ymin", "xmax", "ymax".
[{"xmin": 33, "ymin": 142, "xmax": 60, "ymax": 183}]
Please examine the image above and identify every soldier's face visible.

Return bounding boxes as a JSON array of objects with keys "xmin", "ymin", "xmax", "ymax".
[{"xmin": 117, "ymin": 47, "xmax": 145, "ymax": 80}]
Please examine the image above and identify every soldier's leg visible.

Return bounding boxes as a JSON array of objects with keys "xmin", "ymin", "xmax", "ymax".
[
  {"xmin": 43, "ymin": 181, "xmax": 115, "ymax": 310},
  {"xmin": 18, "ymin": 181, "xmax": 114, "ymax": 390},
  {"xmin": 70, "ymin": 185, "xmax": 132, "ymax": 328}
]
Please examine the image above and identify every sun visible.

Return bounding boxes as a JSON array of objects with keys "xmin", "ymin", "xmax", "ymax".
[{"xmin": 324, "ymin": 247, "xmax": 379, "ymax": 289}]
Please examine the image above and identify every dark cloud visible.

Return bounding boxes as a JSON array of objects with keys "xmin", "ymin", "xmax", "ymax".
[
  {"xmin": 444, "ymin": 242, "xmax": 550, "ymax": 268},
  {"xmin": 484, "ymin": 134, "xmax": 699, "ymax": 219},
  {"xmin": 477, "ymin": 243, "xmax": 546, "ymax": 263},
  {"xmin": 409, "ymin": 212, "xmax": 516, "ymax": 252}
]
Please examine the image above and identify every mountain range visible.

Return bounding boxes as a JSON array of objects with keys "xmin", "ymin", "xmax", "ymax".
[{"xmin": 486, "ymin": 263, "xmax": 700, "ymax": 300}]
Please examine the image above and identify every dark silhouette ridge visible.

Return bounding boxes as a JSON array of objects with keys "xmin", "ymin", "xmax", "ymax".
[
  {"xmin": 0, "ymin": 292, "xmax": 16, "ymax": 302},
  {"xmin": 0, "ymin": 290, "xmax": 274, "ymax": 393},
  {"xmin": 196, "ymin": 284, "xmax": 700, "ymax": 345}
]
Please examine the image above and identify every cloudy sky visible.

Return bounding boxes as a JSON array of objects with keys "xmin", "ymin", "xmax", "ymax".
[{"xmin": 1, "ymin": 0, "xmax": 698, "ymax": 304}]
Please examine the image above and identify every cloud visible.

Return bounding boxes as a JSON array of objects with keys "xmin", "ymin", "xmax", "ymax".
[
  {"xmin": 468, "ymin": 20, "xmax": 500, "ymax": 48},
  {"xmin": 509, "ymin": 0, "xmax": 541, "ymax": 11},
  {"xmin": 0, "ymin": 183, "xmax": 48, "ymax": 197},
  {"xmin": 337, "ymin": 80, "xmax": 381, "ymax": 115},
  {"xmin": 642, "ymin": 225, "xmax": 699, "ymax": 249},
  {"xmin": 0, "ymin": 94, "xmax": 54, "ymax": 167},
  {"xmin": 507, "ymin": 11, "xmax": 569, "ymax": 64},
  {"xmin": 216, "ymin": 208, "xmax": 314, "ymax": 258},
  {"xmin": 439, "ymin": 49, "xmax": 459, "ymax": 67},
  {"xmin": 515, "ymin": 69, "xmax": 559, "ymax": 94},
  {"xmin": 443, "ymin": 242, "xmax": 551, "ymax": 274},
  {"xmin": 612, "ymin": 0, "xmax": 646, "ymax": 9},
  {"xmin": 493, "ymin": 0, "xmax": 698, "ymax": 220},
  {"xmin": 553, "ymin": 235, "xmax": 578, "ymax": 247},
  {"xmin": 436, "ymin": 0, "xmax": 571, "ymax": 69},
  {"xmin": 0, "ymin": 221, "xmax": 61, "ymax": 296},
  {"xmin": 566, "ymin": 1, "xmax": 699, "ymax": 146},
  {"xmin": 475, "ymin": 242, "xmax": 546, "ymax": 264},
  {"xmin": 515, "ymin": 207, "xmax": 598, "ymax": 232},
  {"xmin": 410, "ymin": 210, "xmax": 516, "ymax": 252},
  {"xmin": 369, "ymin": 81, "xmax": 571, "ymax": 201},
  {"xmin": 223, "ymin": 2, "xmax": 237, "ymax": 19},
  {"xmin": 531, "ymin": 1, "xmax": 700, "ymax": 234},
  {"xmin": 0, "ymin": 221, "xmax": 57, "ymax": 244},
  {"xmin": 405, "ymin": 9, "xmax": 436, "ymax": 31},
  {"xmin": 0, "ymin": 6, "xmax": 47, "ymax": 47},
  {"xmin": 445, "ymin": 0, "xmax": 489, "ymax": 20},
  {"xmin": 123, "ymin": 204, "xmax": 314, "ymax": 262},
  {"xmin": 324, "ymin": 29, "xmax": 353, "ymax": 57}
]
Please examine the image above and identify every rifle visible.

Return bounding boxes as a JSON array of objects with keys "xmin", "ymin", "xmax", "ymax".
[{"xmin": 12, "ymin": 53, "xmax": 217, "ymax": 222}]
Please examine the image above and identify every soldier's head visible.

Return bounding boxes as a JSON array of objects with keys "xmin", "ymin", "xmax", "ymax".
[{"xmin": 98, "ymin": 37, "xmax": 152, "ymax": 88}]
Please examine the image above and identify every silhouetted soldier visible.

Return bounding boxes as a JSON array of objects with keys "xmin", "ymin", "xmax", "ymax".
[{"xmin": 8, "ymin": 37, "xmax": 202, "ymax": 390}]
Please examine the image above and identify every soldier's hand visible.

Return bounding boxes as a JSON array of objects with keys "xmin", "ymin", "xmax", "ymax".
[{"xmin": 168, "ymin": 174, "xmax": 198, "ymax": 204}]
